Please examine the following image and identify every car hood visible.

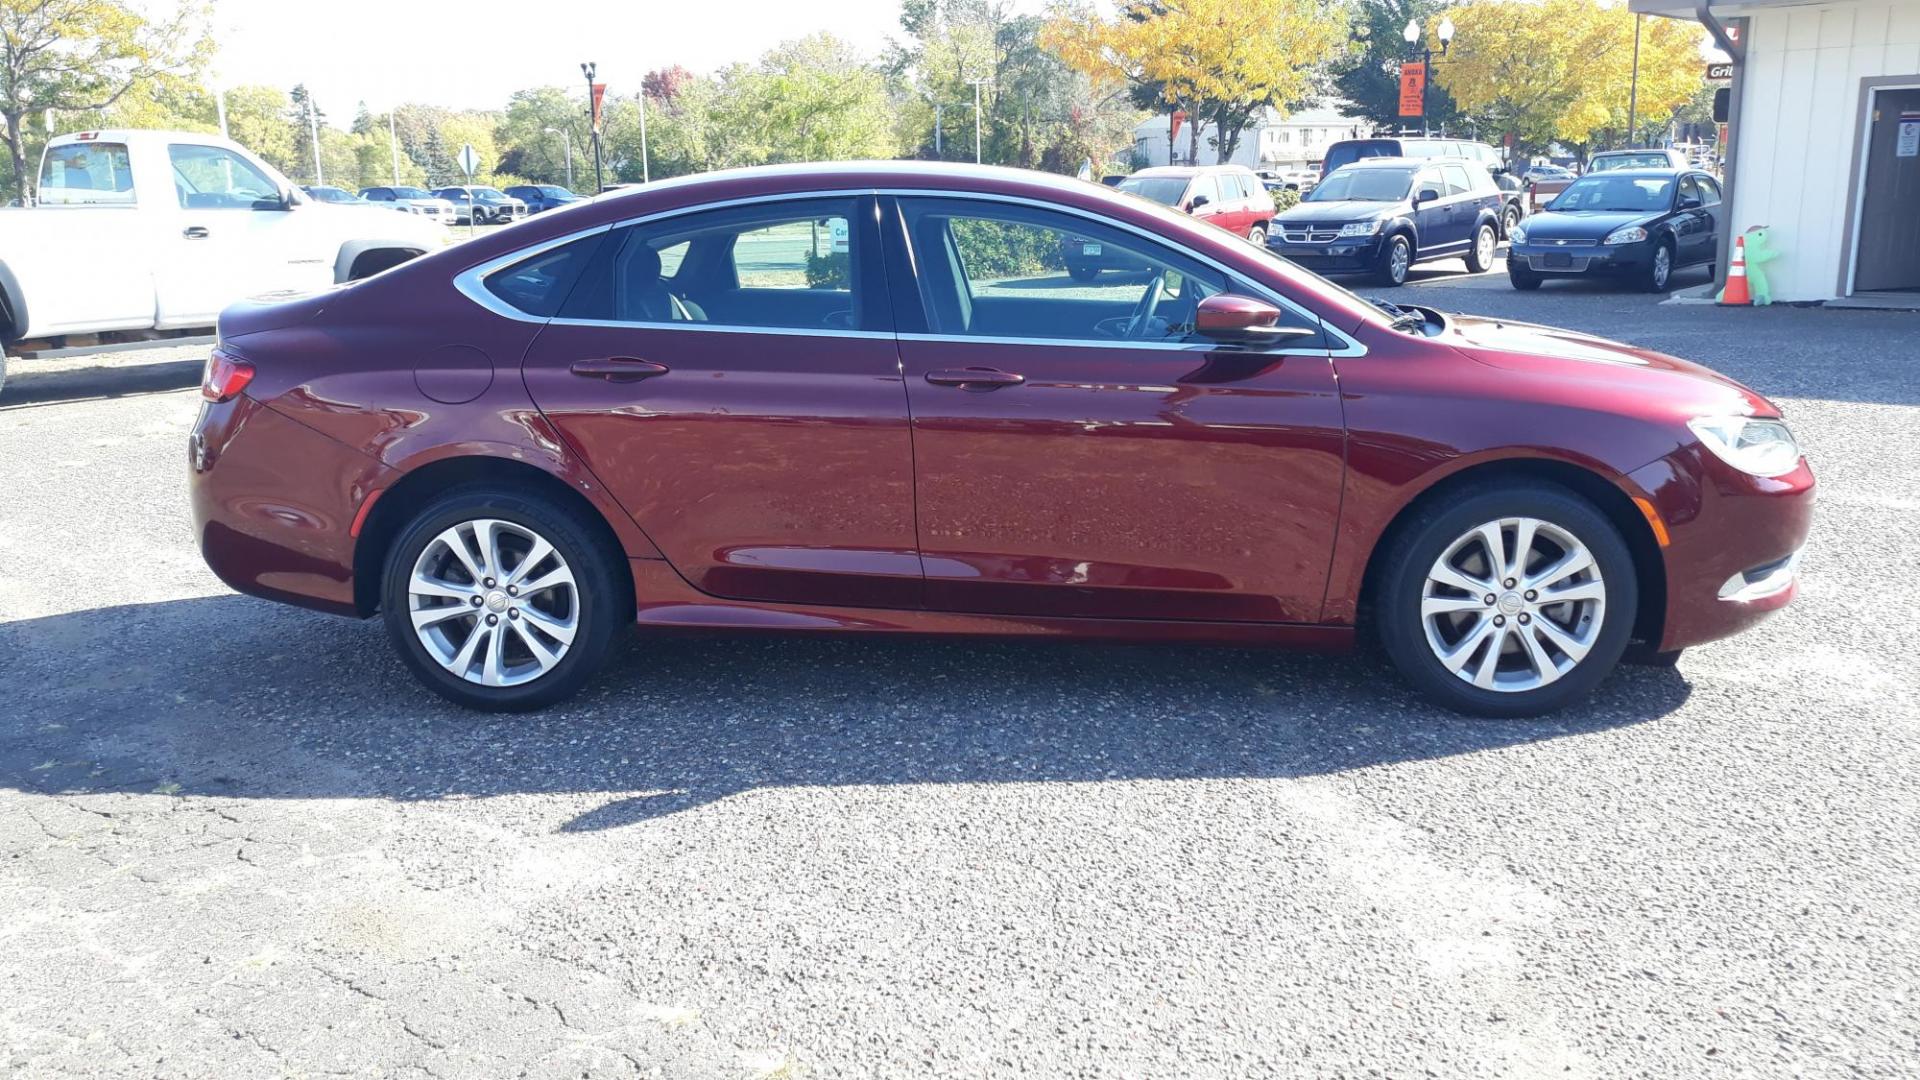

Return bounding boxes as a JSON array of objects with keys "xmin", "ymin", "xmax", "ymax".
[
  {"xmin": 1441, "ymin": 313, "xmax": 1776, "ymax": 418},
  {"xmin": 1277, "ymin": 200, "xmax": 1402, "ymax": 225},
  {"xmin": 1522, "ymin": 210, "xmax": 1656, "ymax": 240}
]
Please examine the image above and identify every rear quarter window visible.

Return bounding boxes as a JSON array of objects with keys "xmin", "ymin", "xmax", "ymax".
[
  {"xmin": 483, "ymin": 233, "xmax": 605, "ymax": 317},
  {"xmin": 39, "ymin": 142, "xmax": 135, "ymax": 206}
]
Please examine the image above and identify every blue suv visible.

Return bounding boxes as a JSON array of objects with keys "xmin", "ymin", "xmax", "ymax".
[
  {"xmin": 1267, "ymin": 158, "xmax": 1507, "ymax": 286},
  {"xmin": 503, "ymin": 184, "xmax": 583, "ymax": 214}
]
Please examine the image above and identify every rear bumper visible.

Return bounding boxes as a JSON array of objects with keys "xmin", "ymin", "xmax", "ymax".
[
  {"xmin": 189, "ymin": 394, "xmax": 392, "ymax": 616},
  {"xmin": 1630, "ymin": 447, "xmax": 1816, "ymax": 651}
]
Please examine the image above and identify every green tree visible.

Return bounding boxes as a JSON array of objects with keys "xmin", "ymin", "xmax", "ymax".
[
  {"xmin": 1332, "ymin": 0, "xmax": 1459, "ymax": 133},
  {"xmin": 223, "ymin": 85, "xmax": 297, "ymax": 176},
  {"xmin": 0, "ymin": 0, "xmax": 208, "ymax": 200},
  {"xmin": 494, "ymin": 86, "xmax": 586, "ymax": 185}
]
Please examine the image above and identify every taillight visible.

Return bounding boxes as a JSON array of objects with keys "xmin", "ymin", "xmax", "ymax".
[{"xmin": 201, "ymin": 349, "xmax": 255, "ymax": 402}]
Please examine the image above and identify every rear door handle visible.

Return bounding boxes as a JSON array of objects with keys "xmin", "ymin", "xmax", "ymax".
[
  {"xmin": 925, "ymin": 368, "xmax": 1025, "ymax": 389},
  {"xmin": 570, "ymin": 357, "xmax": 670, "ymax": 382},
  {"xmin": 182, "ymin": 226, "xmax": 210, "ymax": 239}
]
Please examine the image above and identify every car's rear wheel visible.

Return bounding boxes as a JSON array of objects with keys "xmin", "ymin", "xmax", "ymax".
[
  {"xmin": 1067, "ymin": 264, "xmax": 1100, "ymax": 283},
  {"xmin": 1376, "ymin": 234, "xmax": 1412, "ymax": 287},
  {"xmin": 1246, "ymin": 224, "xmax": 1267, "ymax": 246},
  {"xmin": 1502, "ymin": 202, "xmax": 1522, "ymax": 237},
  {"xmin": 1375, "ymin": 483, "xmax": 1637, "ymax": 717},
  {"xmin": 381, "ymin": 487, "xmax": 623, "ymax": 711},
  {"xmin": 1465, "ymin": 223, "xmax": 1498, "ymax": 273}
]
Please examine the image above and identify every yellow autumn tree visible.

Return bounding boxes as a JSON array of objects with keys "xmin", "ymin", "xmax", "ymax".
[
  {"xmin": 1433, "ymin": 0, "xmax": 1704, "ymax": 155},
  {"xmin": 1043, "ymin": 0, "xmax": 1346, "ymax": 165}
]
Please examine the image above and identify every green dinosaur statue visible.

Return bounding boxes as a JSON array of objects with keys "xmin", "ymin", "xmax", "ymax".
[{"xmin": 1719, "ymin": 226, "xmax": 1780, "ymax": 305}]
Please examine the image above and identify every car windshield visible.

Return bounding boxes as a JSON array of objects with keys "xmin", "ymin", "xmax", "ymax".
[
  {"xmin": 1116, "ymin": 176, "xmax": 1190, "ymax": 206},
  {"xmin": 1307, "ymin": 169, "xmax": 1413, "ymax": 202},
  {"xmin": 475, "ymin": 188, "xmax": 505, "ymax": 199},
  {"xmin": 543, "ymin": 187, "xmax": 575, "ymax": 198},
  {"xmin": 1590, "ymin": 153, "xmax": 1672, "ymax": 172},
  {"xmin": 310, "ymin": 187, "xmax": 350, "ymax": 201},
  {"xmin": 392, "ymin": 187, "xmax": 433, "ymax": 199},
  {"xmin": 1550, "ymin": 175, "xmax": 1673, "ymax": 212}
]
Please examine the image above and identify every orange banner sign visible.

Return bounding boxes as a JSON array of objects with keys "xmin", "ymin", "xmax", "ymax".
[{"xmin": 1398, "ymin": 62, "xmax": 1427, "ymax": 118}]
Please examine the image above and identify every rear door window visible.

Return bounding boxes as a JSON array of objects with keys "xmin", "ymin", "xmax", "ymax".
[
  {"xmin": 38, "ymin": 142, "xmax": 135, "ymax": 206},
  {"xmin": 1440, "ymin": 164, "xmax": 1472, "ymax": 196}
]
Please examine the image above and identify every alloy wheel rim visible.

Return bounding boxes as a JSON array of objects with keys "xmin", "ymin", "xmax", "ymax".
[
  {"xmin": 1654, "ymin": 247, "xmax": 1671, "ymax": 288},
  {"xmin": 1391, "ymin": 241, "xmax": 1410, "ymax": 282},
  {"xmin": 1477, "ymin": 227, "xmax": 1494, "ymax": 266},
  {"xmin": 1420, "ymin": 516, "xmax": 1606, "ymax": 693},
  {"xmin": 408, "ymin": 518, "xmax": 578, "ymax": 687}
]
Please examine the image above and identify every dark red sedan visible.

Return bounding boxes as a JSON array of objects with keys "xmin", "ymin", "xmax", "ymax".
[{"xmin": 189, "ymin": 163, "xmax": 1813, "ymax": 717}]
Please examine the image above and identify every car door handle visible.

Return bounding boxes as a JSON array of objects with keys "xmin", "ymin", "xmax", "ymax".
[
  {"xmin": 570, "ymin": 357, "xmax": 670, "ymax": 382},
  {"xmin": 182, "ymin": 226, "xmax": 210, "ymax": 239},
  {"xmin": 925, "ymin": 368, "xmax": 1025, "ymax": 389}
]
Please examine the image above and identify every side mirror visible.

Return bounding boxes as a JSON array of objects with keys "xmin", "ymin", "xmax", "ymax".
[
  {"xmin": 1194, "ymin": 294, "xmax": 1317, "ymax": 346},
  {"xmin": 1188, "ymin": 194, "xmax": 1211, "ymax": 212},
  {"xmin": 1414, "ymin": 187, "xmax": 1441, "ymax": 205},
  {"xmin": 1677, "ymin": 195, "xmax": 1704, "ymax": 211}
]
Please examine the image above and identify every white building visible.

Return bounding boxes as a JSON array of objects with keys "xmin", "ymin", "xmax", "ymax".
[
  {"xmin": 1633, "ymin": 0, "xmax": 1920, "ymax": 304},
  {"xmin": 1132, "ymin": 103, "xmax": 1369, "ymax": 170}
]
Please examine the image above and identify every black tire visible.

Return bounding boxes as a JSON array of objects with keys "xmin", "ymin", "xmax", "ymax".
[
  {"xmin": 1465, "ymin": 223, "xmax": 1498, "ymax": 273},
  {"xmin": 1643, "ymin": 240, "xmax": 1675, "ymax": 293},
  {"xmin": 1246, "ymin": 223, "xmax": 1267, "ymax": 246},
  {"xmin": 1502, "ymin": 202, "xmax": 1522, "ymax": 238},
  {"xmin": 380, "ymin": 485, "xmax": 624, "ymax": 711},
  {"xmin": 1509, "ymin": 264, "xmax": 1543, "ymax": 291},
  {"xmin": 1376, "ymin": 233, "xmax": 1412, "ymax": 287},
  {"xmin": 1374, "ymin": 482, "xmax": 1638, "ymax": 718},
  {"xmin": 1067, "ymin": 264, "xmax": 1100, "ymax": 283}
]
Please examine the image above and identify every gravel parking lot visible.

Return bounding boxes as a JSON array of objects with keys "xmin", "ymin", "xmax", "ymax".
[{"xmin": 3, "ymin": 271, "xmax": 1917, "ymax": 1078}]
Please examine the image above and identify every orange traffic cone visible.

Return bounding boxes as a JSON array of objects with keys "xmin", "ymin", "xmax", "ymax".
[{"xmin": 1721, "ymin": 234, "xmax": 1751, "ymax": 305}]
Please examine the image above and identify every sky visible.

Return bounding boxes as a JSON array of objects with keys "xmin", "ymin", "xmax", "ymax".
[{"xmin": 209, "ymin": 0, "xmax": 1043, "ymax": 120}]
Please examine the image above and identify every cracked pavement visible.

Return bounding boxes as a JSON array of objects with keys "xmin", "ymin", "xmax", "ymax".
[{"xmin": 2, "ymin": 275, "xmax": 1918, "ymax": 1078}]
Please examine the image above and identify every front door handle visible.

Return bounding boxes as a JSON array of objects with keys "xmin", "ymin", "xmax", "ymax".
[
  {"xmin": 925, "ymin": 368, "xmax": 1024, "ymax": 389},
  {"xmin": 570, "ymin": 357, "xmax": 670, "ymax": 382},
  {"xmin": 182, "ymin": 226, "xmax": 210, "ymax": 239}
]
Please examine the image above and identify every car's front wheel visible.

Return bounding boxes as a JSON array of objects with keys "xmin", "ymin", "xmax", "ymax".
[
  {"xmin": 1375, "ymin": 482, "xmax": 1638, "ymax": 717},
  {"xmin": 1644, "ymin": 240, "xmax": 1675, "ymax": 292},
  {"xmin": 1376, "ymin": 234, "xmax": 1412, "ymax": 287},
  {"xmin": 1067, "ymin": 264, "xmax": 1100, "ymax": 283},
  {"xmin": 1465, "ymin": 223, "xmax": 1498, "ymax": 273},
  {"xmin": 1509, "ymin": 263, "xmax": 1543, "ymax": 291},
  {"xmin": 381, "ymin": 486, "xmax": 624, "ymax": 711}
]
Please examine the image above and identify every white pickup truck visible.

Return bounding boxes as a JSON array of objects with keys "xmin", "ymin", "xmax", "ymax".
[{"xmin": 0, "ymin": 129, "xmax": 447, "ymax": 395}]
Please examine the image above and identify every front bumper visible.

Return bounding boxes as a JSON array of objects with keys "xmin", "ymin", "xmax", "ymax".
[
  {"xmin": 1266, "ymin": 232, "xmax": 1384, "ymax": 273},
  {"xmin": 1630, "ymin": 446, "xmax": 1816, "ymax": 651},
  {"xmin": 1508, "ymin": 240, "xmax": 1654, "ymax": 276}
]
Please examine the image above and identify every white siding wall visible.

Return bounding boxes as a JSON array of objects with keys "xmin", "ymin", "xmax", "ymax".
[{"xmin": 1732, "ymin": 1, "xmax": 1920, "ymax": 300}]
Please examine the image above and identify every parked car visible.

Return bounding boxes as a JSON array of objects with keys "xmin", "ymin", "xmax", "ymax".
[
  {"xmin": 1323, "ymin": 136, "xmax": 1526, "ymax": 236},
  {"xmin": 358, "ymin": 185, "xmax": 460, "ymax": 223},
  {"xmin": 1268, "ymin": 157, "xmax": 1506, "ymax": 285},
  {"xmin": 1115, "ymin": 165, "xmax": 1275, "ymax": 243},
  {"xmin": 301, "ymin": 185, "xmax": 371, "ymax": 205},
  {"xmin": 1519, "ymin": 163, "xmax": 1580, "ymax": 213},
  {"xmin": 503, "ymin": 184, "xmax": 583, "ymax": 213},
  {"xmin": 433, "ymin": 186, "xmax": 529, "ymax": 225},
  {"xmin": 1523, "ymin": 164, "xmax": 1579, "ymax": 182},
  {"xmin": 1508, "ymin": 169, "xmax": 1722, "ymax": 292},
  {"xmin": 188, "ymin": 161, "xmax": 1812, "ymax": 718},
  {"xmin": 1587, "ymin": 148, "xmax": 1690, "ymax": 173},
  {"xmin": 0, "ymin": 129, "xmax": 443, "ymax": 397},
  {"xmin": 1256, "ymin": 167, "xmax": 1319, "ymax": 194}
]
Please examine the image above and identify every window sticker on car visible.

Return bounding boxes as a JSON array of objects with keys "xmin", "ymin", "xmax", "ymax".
[{"xmin": 1083, "ymin": 243, "xmax": 1102, "ymax": 256}]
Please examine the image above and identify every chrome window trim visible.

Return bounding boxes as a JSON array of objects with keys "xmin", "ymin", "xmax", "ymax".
[{"xmin": 453, "ymin": 185, "xmax": 1365, "ymax": 357}]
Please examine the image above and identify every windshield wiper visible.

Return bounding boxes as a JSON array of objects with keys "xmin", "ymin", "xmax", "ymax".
[{"xmin": 1368, "ymin": 298, "xmax": 1427, "ymax": 333}]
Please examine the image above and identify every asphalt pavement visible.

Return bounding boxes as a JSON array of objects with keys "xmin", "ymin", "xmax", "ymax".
[{"xmin": 2, "ymin": 269, "xmax": 1917, "ymax": 1078}]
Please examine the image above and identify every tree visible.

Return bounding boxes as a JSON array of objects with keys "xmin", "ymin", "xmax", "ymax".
[
  {"xmin": 1045, "ymin": 0, "xmax": 1344, "ymax": 165},
  {"xmin": 1432, "ymin": 0, "xmax": 1704, "ymax": 157},
  {"xmin": 221, "ymin": 85, "xmax": 297, "ymax": 176},
  {"xmin": 1332, "ymin": 0, "xmax": 1460, "ymax": 132},
  {"xmin": 643, "ymin": 65, "xmax": 694, "ymax": 104},
  {"xmin": 0, "ymin": 0, "xmax": 208, "ymax": 200},
  {"xmin": 287, "ymin": 83, "xmax": 325, "ymax": 182},
  {"xmin": 494, "ymin": 86, "xmax": 586, "ymax": 185}
]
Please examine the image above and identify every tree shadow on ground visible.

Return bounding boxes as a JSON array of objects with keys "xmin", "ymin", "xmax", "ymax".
[{"xmin": 1, "ymin": 596, "xmax": 1692, "ymax": 830}]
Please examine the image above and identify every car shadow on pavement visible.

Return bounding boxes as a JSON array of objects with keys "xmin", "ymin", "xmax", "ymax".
[{"xmin": 1, "ymin": 596, "xmax": 1692, "ymax": 830}]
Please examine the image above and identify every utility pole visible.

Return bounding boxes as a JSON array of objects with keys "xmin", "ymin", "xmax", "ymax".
[
  {"xmin": 637, "ymin": 92, "xmax": 650, "ymax": 183},
  {"xmin": 389, "ymin": 110, "xmax": 401, "ymax": 184},
  {"xmin": 582, "ymin": 62, "xmax": 604, "ymax": 192},
  {"xmin": 216, "ymin": 89, "xmax": 229, "ymax": 140},
  {"xmin": 934, "ymin": 103, "xmax": 943, "ymax": 156},
  {"xmin": 307, "ymin": 96, "xmax": 323, "ymax": 185},
  {"xmin": 1627, "ymin": 14, "xmax": 1643, "ymax": 146},
  {"xmin": 968, "ymin": 79, "xmax": 991, "ymax": 164}
]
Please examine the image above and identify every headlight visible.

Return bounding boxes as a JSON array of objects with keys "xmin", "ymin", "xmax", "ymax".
[
  {"xmin": 1604, "ymin": 226, "xmax": 1648, "ymax": 245},
  {"xmin": 1508, "ymin": 223, "xmax": 1527, "ymax": 244},
  {"xmin": 1688, "ymin": 415, "xmax": 1802, "ymax": 478},
  {"xmin": 1338, "ymin": 220, "xmax": 1382, "ymax": 237}
]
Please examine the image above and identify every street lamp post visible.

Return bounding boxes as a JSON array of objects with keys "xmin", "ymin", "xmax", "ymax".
[
  {"xmin": 967, "ymin": 79, "xmax": 991, "ymax": 164},
  {"xmin": 1402, "ymin": 16, "xmax": 1455, "ymax": 139},
  {"xmin": 581, "ymin": 61, "xmax": 604, "ymax": 193},
  {"xmin": 544, "ymin": 126, "xmax": 573, "ymax": 188}
]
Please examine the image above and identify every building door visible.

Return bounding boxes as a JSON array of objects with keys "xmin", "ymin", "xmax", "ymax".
[{"xmin": 1853, "ymin": 87, "xmax": 1920, "ymax": 293}]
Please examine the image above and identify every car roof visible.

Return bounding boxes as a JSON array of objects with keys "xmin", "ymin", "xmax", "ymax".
[
  {"xmin": 1577, "ymin": 167, "xmax": 1687, "ymax": 177},
  {"xmin": 1338, "ymin": 157, "xmax": 1427, "ymax": 170},
  {"xmin": 1128, "ymin": 164, "xmax": 1253, "ymax": 178}
]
